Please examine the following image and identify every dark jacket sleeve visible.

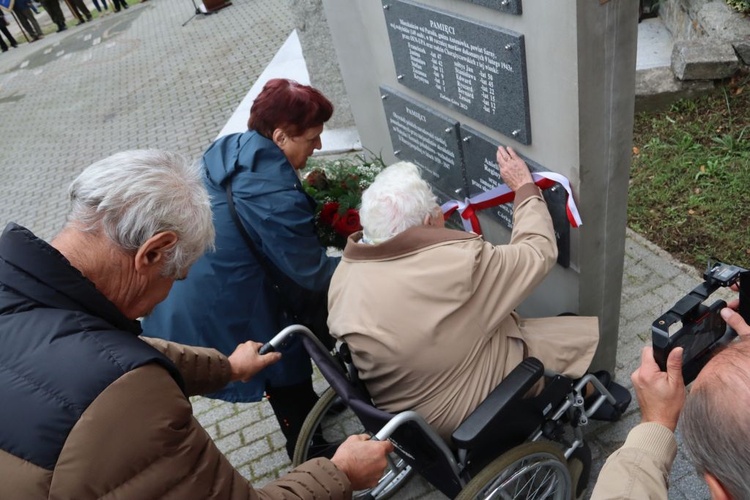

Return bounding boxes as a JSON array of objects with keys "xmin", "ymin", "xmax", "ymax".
[{"xmin": 50, "ymin": 364, "xmax": 353, "ymax": 499}]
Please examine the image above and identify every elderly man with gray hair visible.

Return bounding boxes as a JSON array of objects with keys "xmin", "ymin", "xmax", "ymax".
[
  {"xmin": 0, "ymin": 150, "xmax": 391, "ymax": 499},
  {"xmin": 592, "ymin": 335, "xmax": 750, "ymax": 499},
  {"xmin": 328, "ymin": 147, "xmax": 627, "ymax": 442}
]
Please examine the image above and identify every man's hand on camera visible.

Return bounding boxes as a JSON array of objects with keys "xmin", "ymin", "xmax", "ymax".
[
  {"xmin": 632, "ymin": 346, "xmax": 685, "ymax": 432},
  {"xmin": 331, "ymin": 434, "xmax": 395, "ymax": 490},
  {"xmin": 721, "ymin": 300, "xmax": 750, "ymax": 337},
  {"xmin": 496, "ymin": 146, "xmax": 533, "ymax": 192},
  {"xmin": 721, "ymin": 284, "xmax": 750, "ymax": 337},
  {"xmin": 227, "ymin": 340, "xmax": 282, "ymax": 382}
]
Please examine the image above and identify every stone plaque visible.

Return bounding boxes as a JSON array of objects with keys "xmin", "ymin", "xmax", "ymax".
[
  {"xmin": 382, "ymin": 0, "xmax": 531, "ymax": 144},
  {"xmin": 457, "ymin": 0, "xmax": 522, "ymax": 15},
  {"xmin": 380, "ymin": 85, "xmax": 467, "ymax": 200},
  {"xmin": 460, "ymin": 125, "xmax": 570, "ymax": 267}
]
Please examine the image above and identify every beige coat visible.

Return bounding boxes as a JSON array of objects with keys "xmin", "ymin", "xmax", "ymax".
[
  {"xmin": 589, "ymin": 422, "xmax": 676, "ymax": 499},
  {"xmin": 0, "ymin": 338, "xmax": 351, "ymax": 499},
  {"xmin": 328, "ymin": 184, "xmax": 599, "ymax": 441}
]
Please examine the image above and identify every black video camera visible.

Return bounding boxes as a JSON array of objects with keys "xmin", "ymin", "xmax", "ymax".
[{"xmin": 652, "ymin": 260, "xmax": 750, "ymax": 384}]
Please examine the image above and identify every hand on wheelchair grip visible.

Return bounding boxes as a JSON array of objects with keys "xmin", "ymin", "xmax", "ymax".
[
  {"xmin": 227, "ymin": 340, "xmax": 282, "ymax": 382},
  {"xmin": 330, "ymin": 434, "xmax": 395, "ymax": 490},
  {"xmin": 632, "ymin": 346, "xmax": 685, "ymax": 432}
]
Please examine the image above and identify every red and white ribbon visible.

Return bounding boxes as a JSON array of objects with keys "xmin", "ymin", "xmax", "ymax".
[{"xmin": 441, "ymin": 172, "xmax": 582, "ymax": 235}]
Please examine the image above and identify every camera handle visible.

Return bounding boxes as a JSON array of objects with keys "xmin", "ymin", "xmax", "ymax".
[{"xmin": 664, "ymin": 280, "xmax": 718, "ymax": 323}]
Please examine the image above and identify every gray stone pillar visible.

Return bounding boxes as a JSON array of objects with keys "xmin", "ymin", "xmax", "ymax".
[
  {"xmin": 321, "ymin": 0, "xmax": 639, "ymax": 372},
  {"xmin": 576, "ymin": 0, "xmax": 638, "ymax": 370}
]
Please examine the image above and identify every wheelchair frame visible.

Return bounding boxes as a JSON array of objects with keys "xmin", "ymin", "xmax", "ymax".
[{"xmin": 264, "ymin": 325, "xmax": 619, "ymax": 499}]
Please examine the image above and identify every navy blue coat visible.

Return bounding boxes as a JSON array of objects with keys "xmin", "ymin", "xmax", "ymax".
[{"xmin": 141, "ymin": 131, "xmax": 339, "ymax": 402}]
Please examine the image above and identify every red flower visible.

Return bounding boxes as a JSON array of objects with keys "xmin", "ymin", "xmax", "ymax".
[
  {"xmin": 332, "ymin": 208, "xmax": 362, "ymax": 237},
  {"xmin": 319, "ymin": 202, "xmax": 340, "ymax": 226}
]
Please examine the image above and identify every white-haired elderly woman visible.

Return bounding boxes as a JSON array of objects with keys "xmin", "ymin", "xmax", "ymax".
[
  {"xmin": 0, "ymin": 150, "xmax": 392, "ymax": 499},
  {"xmin": 328, "ymin": 147, "xmax": 626, "ymax": 443}
]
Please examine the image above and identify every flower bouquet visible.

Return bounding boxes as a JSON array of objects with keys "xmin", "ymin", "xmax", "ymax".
[{"xmin": 302, "ymin": 153, "xmax": 386, "ymax": 250}]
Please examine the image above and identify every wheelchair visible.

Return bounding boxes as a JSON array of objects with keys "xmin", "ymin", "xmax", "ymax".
[{"xmin": 262, "ymin": 325, "xmax": 623, "ymax": 500}]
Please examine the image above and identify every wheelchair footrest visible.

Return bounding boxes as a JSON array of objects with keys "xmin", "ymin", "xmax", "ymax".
[{"xmin": 589, "ymin": 381, "xmax": 632, "ymax": 421}]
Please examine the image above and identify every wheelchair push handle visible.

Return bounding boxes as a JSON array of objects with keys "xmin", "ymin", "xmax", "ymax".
[
  {"xmin": 258, "ymin": 343, "xmax": 276, "ymax": 355},
  {"xmin": 258, "ymin": 324, "xmax": 316, "ymax": 354}
]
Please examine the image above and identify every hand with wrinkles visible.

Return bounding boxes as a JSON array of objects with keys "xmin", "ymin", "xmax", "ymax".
[
  {"xmin": 720, "ymin": 283, "xmax": 750, "ymax": 337},
  {"xmin": 228, "ymin": 341, "xmax": 281, "ymax": 382},
  {"xmin": 331, "ymin": 434, "xmax": 395, "ymax": 490},
  {"xmin": 634, "ymin": 346, "xmax": 685, "ymax": 431},
  {"xmin": 496, "ymin": 146, "xmax": 533, "ymax": 191}
]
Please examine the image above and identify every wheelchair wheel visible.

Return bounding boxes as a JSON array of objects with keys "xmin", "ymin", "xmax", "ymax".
[
  {"xmin": 293, "ymin": 387, "xmax": 413, "ymax": 499},
  {"xmin": 456, "ymin": 441, "xmax": 572, "ymax": 500}
]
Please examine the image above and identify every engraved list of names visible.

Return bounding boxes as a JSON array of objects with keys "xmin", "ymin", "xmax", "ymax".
[{"xmin": 383, "ymin": 0, "xmax": 531, "ymax": 144}]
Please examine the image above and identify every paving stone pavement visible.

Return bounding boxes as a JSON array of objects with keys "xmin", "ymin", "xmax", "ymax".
[{"xmin": 0, "ymin": 2, "xmax": 715, "ymax": 498}]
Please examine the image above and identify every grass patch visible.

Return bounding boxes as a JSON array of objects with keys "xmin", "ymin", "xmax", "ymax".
[
  {"xmin": 629, "ymin": 69, "xmax": 750, "ymax": 270},
  {"xmin": 726, "ymin": 0, "xmax": 750, "ymax": 14}
]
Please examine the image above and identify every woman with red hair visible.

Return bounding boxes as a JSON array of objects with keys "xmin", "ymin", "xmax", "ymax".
[{"xmin": 142, "ymin": 79, "xmax": 339, "ymax": 459}]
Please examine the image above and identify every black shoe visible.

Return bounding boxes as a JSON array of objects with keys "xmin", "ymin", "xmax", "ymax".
[
  {"xmin": 76, "ymin": 20, "xmax": 85, "ymax": 25},
  {"xmin": 58, "ymin": 25, "xmax": 67, "ymax": 32},
  {"xmin": 11, "ymin": 44, "xmax": 18, "ymax": 48},
  {"xmin": 86, "ymin": 14, "xmax": 92, "ymax": 20}
]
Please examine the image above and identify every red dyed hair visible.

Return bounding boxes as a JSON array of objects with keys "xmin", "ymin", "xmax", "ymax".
[{"xmin": 248, "ymin": 79, "xmax": 334, "ymax": 139}]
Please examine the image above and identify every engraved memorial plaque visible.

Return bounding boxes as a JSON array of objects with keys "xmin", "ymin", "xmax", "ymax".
[
  {"xmin": 382, "ymin": 0, "xmax": 531, "ymax": 144},
  {"xmin": 380, "ymin": 85, "xmax": 467, "ymax": 201},
  {"xmin": 460, "ymin": 125, "xmax": 570, "ymax": 267},
  {"xmin": 456, "ymin": 0, "xmax": 522, "ymax": 15}
]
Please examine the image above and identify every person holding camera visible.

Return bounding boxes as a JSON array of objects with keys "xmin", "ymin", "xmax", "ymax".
[
  {"xmin": 721, "ymin": 284, "xmax": 750, "ymax": 336},
  {"xmin": 591, "ymin": 337, "xmax": 750, "ymax": 499}
]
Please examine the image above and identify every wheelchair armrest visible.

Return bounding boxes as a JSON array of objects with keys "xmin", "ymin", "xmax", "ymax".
[{"xmin": 451, "ymin": 357, "xmax": 544, "ymax": 449}]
